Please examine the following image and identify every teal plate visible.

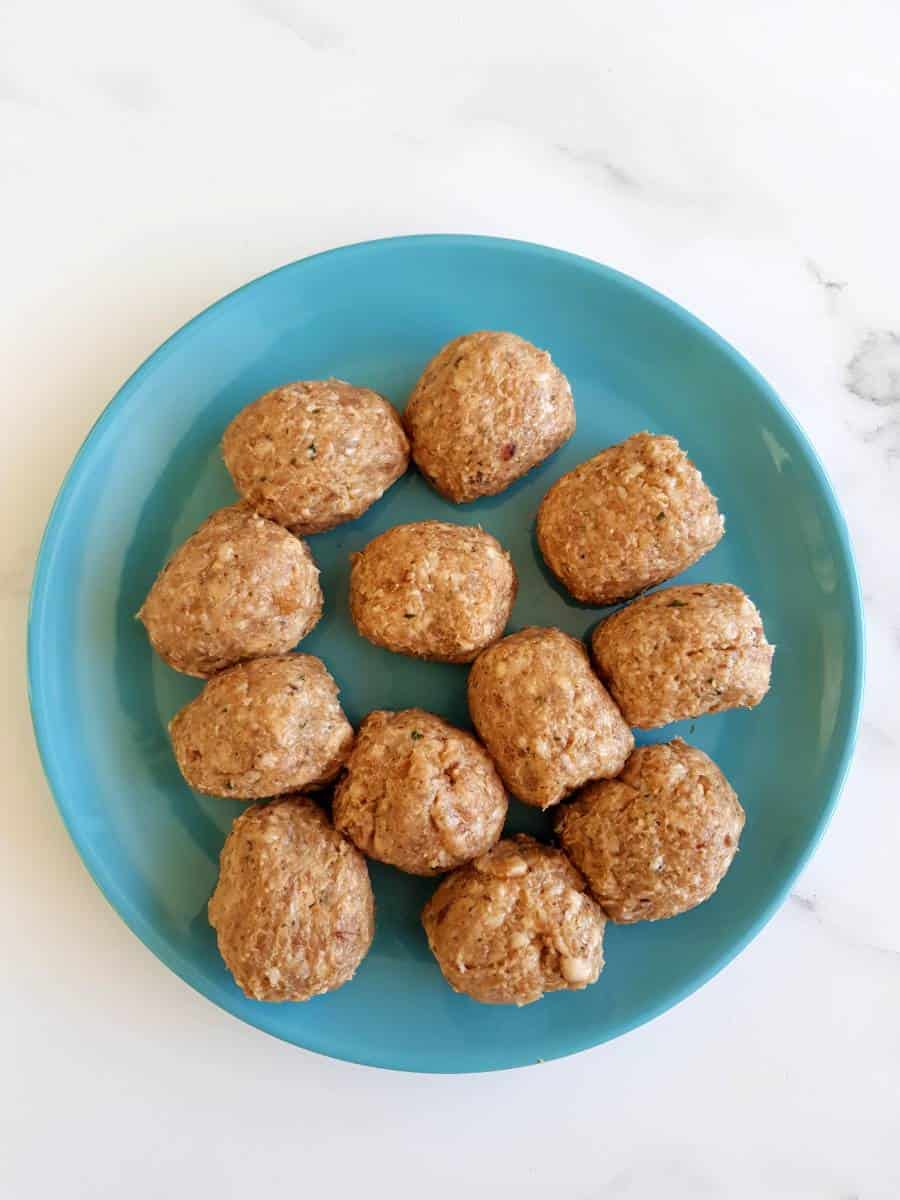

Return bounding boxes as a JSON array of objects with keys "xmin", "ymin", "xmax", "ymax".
[{"xmin": 28, "ymin": 236, "xmax": 863, "ymax": 1072}]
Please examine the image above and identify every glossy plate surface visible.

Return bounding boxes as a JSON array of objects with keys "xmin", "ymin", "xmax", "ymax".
[{"xmin": 29, "ymin": 236, "xmax": 863, "ymax": 1072}]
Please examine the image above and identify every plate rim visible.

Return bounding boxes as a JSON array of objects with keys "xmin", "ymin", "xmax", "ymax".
[{"xmin": 27, "ymin": 233, "xmax": 865, "ymax": 1072}]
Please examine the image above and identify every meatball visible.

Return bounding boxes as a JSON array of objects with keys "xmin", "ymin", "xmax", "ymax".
[
  {"xmin": 537, "ymin": 432, "xmax": 724, "ymax": 605},
  {"xmin": 222, "ymin": 379, "xmax": 409, "ymax": 534},
  {"xmin": 349, "ymin": 521, "xmax": 517, "ymax": 663},
  {"xmin": 422, "ymin": 836, "xmax": 605, "ymax": 1005},
  {"xmin": 170, "ymin": 654, "xmax": 353, "ymax": 799},
  {"xmin": 333, "ymin": 709, "xmax": 507, "ymax": 876},
  {"xmin": 591, "ymin": 583, "xmax": 774, "ymax": 728},
  {"xmin": 405, "ymin": 331, "xmax": 574, "ymax": 503},
  {"xmin": 555, "ymin": 740, "xmax": 744, "ymax": 923},
  {"xmin": 208, "ymin": 796, "xmax": 374, "ymax": 1001},
  {"xmin": 138, "ymin": 505, "xmax": 322, "ymax": 678},
  {"xmin": 467, "ymin": 627, "xmax": 633, "ymax": 809}
]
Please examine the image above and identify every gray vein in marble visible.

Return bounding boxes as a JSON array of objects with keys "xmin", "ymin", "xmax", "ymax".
[
  {"xmin": 0, "ymin": 73, "xmax": 59, "ymax": 116},
  {"xmin": 860, "ymin": 417, "xmax": 900, "ymax": 460},
  {"xmin": 249, "ymin": 0, "xmax": 345, "ymax": 50},
  {"xmin": 805, "ymin": 258, "xmax": 847, "ymax": 294},
  {"xmin": 846, "ymin": 331, "xmax": 900, "ymax": 407},
  {"xmin": 0, "ymin": 76, "xmax": 37, "ymax": 108},
  {"xmin": 552, "ymin": 141, "xmax": 638, "ymax": 190},
  {"xmin": 791, "ymin": 892, "xmax": 900, "ymax": 963}
]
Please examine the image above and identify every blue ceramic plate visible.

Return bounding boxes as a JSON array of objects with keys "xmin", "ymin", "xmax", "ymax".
[{"xmin": 29, "ymin": 236, "xmax": 863, "ymax": 1072}]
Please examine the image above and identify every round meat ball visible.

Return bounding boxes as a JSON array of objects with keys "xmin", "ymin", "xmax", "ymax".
[
  {"xmin": 349, "ymin": 521, "xmax": 517, "ymax": 663},
  {"xmin": 138, "ymin": 504, "xmax": 322, "ymax": 678},
  {"xmin": 405, "ymin": 331, "xmax": 574, "ymax": 503},
  {"xmin": 537, "ymin": 432, "xmax": 724, "ymax": 605},
  {"xmin": 333, "ymin": 709, "xmax": 507, "ymax": 876},
  {"xmin": 467, "ymin": 627, "xmax": 633, "ymax": 809},
  {"xmin": 170, "ymin": 654, "xmax": 353, "ymax": 799},
  {"xmin": 422, "ymin": 836, "xmax": 606, "ymax": 1005},
  {"xmin": 591, "ymin": 583, "xmax": 774, "ymax": 728},
  {"xmin": 555, "ymin": 739, "xmax": 744, "ymax": 923},
  {"xmin": 208, "ymin": 796, "xmax": 374, "ymax": 1001},
  {"xmin": 222, "ymin": 379, "xmax": 410, "ymax": 534}
]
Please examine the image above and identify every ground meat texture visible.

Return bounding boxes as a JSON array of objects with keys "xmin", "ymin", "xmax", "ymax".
[
  {"xmin": 555, "ymin": 740, "xmax": 744, "ymax": 923},
  {"xmin": 591, "ymin": 583, "xmax": 774, "ymax": 728},
  {"xmin": 537, "ymin": 432, "xmax": 724, "ymax": 605},
  {"xmin": 349, "ymin": 521, "xmax": 517, "ymax": 663},
  {"xmin": 222, "ymin": 379, "xmax": 409, "ymax": 534},
  {"xmin": 170, "ymin": 654, "xmax": 354, "ymax": 799},
  {"xmin": 421, "ymin": 836, "xmax": 605, "ymax": 1005},
  {"xmin": 333, "ymin": 709, "xmax": 507, "ymax": 876},
  {"xmin": 404, "ymin": 331, "xmax": 574, "ymax": 503},
  {"xmin": 467, "ymin": 627, "xmax": 633, "ymax": 809},
  {"xmin": 208, "ymin": 797, "xmax": 374, "ymax": 1001},
  {"xmin": 138, "ymin": 505, "xmax": 322, "ymax": 678}
]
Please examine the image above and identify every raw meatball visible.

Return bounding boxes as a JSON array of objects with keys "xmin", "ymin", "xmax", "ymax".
[
  {"xmin": 422, "ymin": 836, "xmax": 605, "ymax": 1005},
  {"xmin": 405, "ymin": 331, "xmax": 574, "ymax": 503},
  {"xmin": 467, "ymin": 627, "xmax": 633, "ymax": 809},
  {"xmin": 555, "ymin": 740, "xmax": 744, "ymax": 923},
  {"xmin": 170, "ymin": 654, "xmax": 353, "ymax": 799},
  {"xmin": 222, "ymin": 379, "xmax": 409, "ymax": 534},
  {"xmin": 138, "ymin": 505, "xmax": 322, "ymax": 678},
  {"xmin": 208, "ymin": 796, "xmax": 374, "ymax": 1001},
  {"xmin": 349, "ymin": 521, "xmax": 517, "ymax": 663},
  {"xmin": 591, "ymin": 583, "xmax": 774, "ymax": 728},
  {"xmin": 537, "ymin": 432, "xmax": 724, "ymax": 605},
  {"xmin": 333, "ymin": 709, "xmax": 507, "ymax": 876}
]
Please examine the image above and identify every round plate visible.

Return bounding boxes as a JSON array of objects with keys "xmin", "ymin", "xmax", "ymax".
[{"xmin": 28, "ymin": 236, "xmax": 863, "ymax": 1072}]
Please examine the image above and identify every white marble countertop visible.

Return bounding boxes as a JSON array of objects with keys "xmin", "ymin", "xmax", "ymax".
[{"xmin": 3, "ymin": 2, "xmax": 899, "ymax": 1196}]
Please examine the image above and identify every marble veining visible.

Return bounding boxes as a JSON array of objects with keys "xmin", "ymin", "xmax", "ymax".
[
  {"xmin": 551, "ymin": 141, "xmax": 640, "ymax": 190},
  {"xmin": 791, "ymin": 892, "xmax": 900, "ymax": 962},
  {"xmin": 249, "ymin": 0, "xmax": 346, "ymax": 50},
  {"xmin": 805, "ymin": 259, "xmax": 848, "ymax": 298},
  {"xmin": 846, "ymin": 331, "xmax": 900, "ymax": 408}
]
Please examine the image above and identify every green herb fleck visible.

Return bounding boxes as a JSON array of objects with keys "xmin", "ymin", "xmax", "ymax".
[
  {"xmin": 307, "ymin": 442, "xmax": 317, "ymax": 459},
  {"xmin": 403, "ymin": 612, "xmax": 416, "ymax": 619},
  {"xmin": 410, "ymin": 730, "xmax": 423, "ymax": 741},
  {"xmin": 668, "ymin": 599, "xmax": 688, "ymax": 608}
]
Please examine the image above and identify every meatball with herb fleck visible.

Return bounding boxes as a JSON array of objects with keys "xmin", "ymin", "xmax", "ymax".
[
  {"xmin": 591, "ymin": 583, "xmax": 773, "ymax": 728},
  {"xmin": 138, "ymin": 504, "xmax": 322, "ymax": 678},
  {"xmin": 422, "ymin": 836, "xmax": 606, "ymax": 1005},
  {"xmin": 333, "ymin": 709, "xmax": 507, "ymax": 876},
  {"xmin": 222, "ymin": 379, "xmax": 409, "ymax": 534},
  {"xmin": 537, "ymin": 432, "xmax": 724, "ymax": 605},
  {"xmin": 349, "ymin": 521, "xmax": 517, "ymax": 662},
  {"xmin": 555, "ymin": 740, "xmax": 744, "ymax": 923},
  {"xmin": 209, "ymin": 797, "xmax": 374, "ymax": 1001},
  {"xmin": 467, "ymin": 627, "xmax": 633, "ymax": 809},
  {"xmin": 405, "ymin": 331, "xmax": 574, "ymax": 502},
  {"xmin": 170, "ymin": 654, "xmax": 353, "ymax": 799}
]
